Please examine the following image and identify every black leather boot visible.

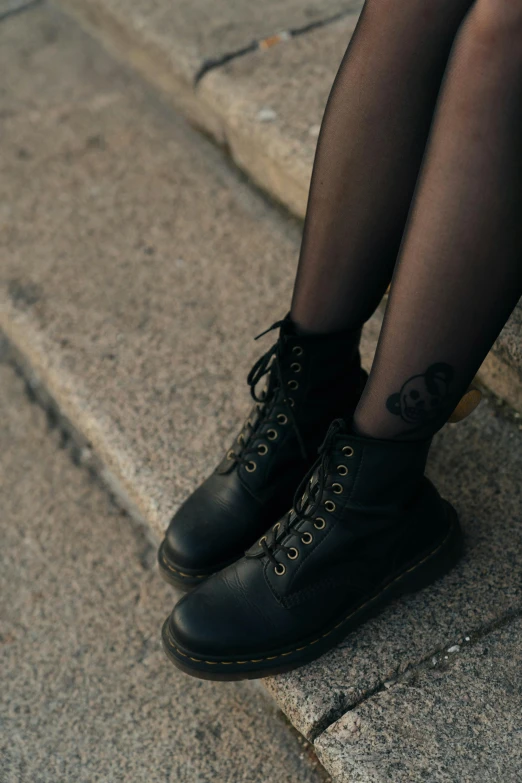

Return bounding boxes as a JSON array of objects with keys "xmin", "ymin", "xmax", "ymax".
[
  {"xmin": 162, "ymin": 420, "xmax": 463, "ymax": 679},
  {"xmin": 158, "ymin": 317, "xmax": 366, "ymax": 588}
]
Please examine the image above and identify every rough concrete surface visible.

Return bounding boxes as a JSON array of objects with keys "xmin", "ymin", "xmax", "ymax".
[
  {"xmin": 56, "ymin": 0, "xmax": 362, "ymax": 80},
  {"xmin": 1, "ymin": 0, "xmax": 522, "ymax": 765},
  {"xmin": 0, "ymin": 360, "xmax": 327, "ymax": 783},
  {"xmin": 478, "ymin": 350, "xmax": 522, "ymax": 416},
  {"xmin": 492, "ymin": 303, "xmax": 522, "ymax": 382},
  {"xmin": 199, "ymin": 13, "xmax": 361, "ymax": 218},
  {"xmin": 53, "ymin": 0, "xmax": 363, "ymax": 140},
  {"xmin": 315, "ymin": 619, "xmax": 522, "ymax": 782},
  {"xmin": 0, "ymin": 0, "xmax": 37, "ymax": 18},
  {"xmin": 0, "ymin": 4, "xmax": 380, "ymax": 537}
]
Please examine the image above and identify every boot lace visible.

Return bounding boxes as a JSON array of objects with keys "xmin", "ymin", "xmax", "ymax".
[
  {"xmin": 247, "ymin": 419, "xmax": 349, "ymax": 571},
  {"xmin": 225, "ymin": 320, "xmax": 308, "ymax": 472}
]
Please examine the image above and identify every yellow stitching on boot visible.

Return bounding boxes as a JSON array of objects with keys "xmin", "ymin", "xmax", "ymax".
[
  {"xmin": 166, "ymin": 523, "xmax": 455, "ymax": 667},
  {"xmin": 160, "ymin": 549, "xmax": 208, "ymax": 579}
]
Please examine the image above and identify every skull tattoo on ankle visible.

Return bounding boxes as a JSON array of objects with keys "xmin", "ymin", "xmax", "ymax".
[{"xmin": 386, "ymin": 363, "xmax": 454, "ymax": 425}]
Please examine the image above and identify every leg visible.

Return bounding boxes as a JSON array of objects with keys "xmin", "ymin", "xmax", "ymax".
[
  {"xmin": 354, "ymin": 0, "xmax": 522, "ymax": 441},
  {"xmin": 291, "ymin": 0, "xmax": 475, "ymax": 334}
]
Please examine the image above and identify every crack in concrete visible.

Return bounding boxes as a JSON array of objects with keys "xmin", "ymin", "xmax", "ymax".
[
  {"xmin": 309, "ymin": 605, "xmax": 522, "ymax": 743},
  {"xmin": 194, "ymin": 5, "xmax": 361, "ymax": 84},
  {"xmin": 0, "ymin": 0, "xmax": 43, "ymax": 24}
]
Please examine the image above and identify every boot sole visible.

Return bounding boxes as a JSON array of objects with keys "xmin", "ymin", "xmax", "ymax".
[{"xmin": 161, "ymin": 502, "xmax": 463, "ymax": 680}]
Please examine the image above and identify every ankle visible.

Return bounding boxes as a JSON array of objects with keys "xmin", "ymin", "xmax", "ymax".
[
  {"xmin": 287, "ymin": 313, "xmax": 362, "ymax": 341},
  {"xmin": 287, "ymin": 314, "xmax": 362, "ymax": 344}
]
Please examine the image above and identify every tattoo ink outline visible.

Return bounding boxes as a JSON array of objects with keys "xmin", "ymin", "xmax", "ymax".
[{"xmin": 386, "ymin": 363, "xmax": 454, "ymax": 426}]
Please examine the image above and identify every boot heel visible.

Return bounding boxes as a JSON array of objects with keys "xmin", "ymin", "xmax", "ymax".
[{"xmin": 398, "ymin": 504, "xmax": 463, "ymax": 596}]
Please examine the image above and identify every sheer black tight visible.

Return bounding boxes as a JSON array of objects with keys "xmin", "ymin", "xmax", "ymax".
[{"xmin": 290, "ymin": 0, "xmax": 522, "ymax": 440}]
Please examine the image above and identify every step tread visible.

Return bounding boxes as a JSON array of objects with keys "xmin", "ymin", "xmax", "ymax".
[
  {"xmin": 56, "ymin": 0, "xmax": 361, "ymax": 82},
  {"xmin": 1, "ymin": 5, "xmax": 521, "ymax": 777},
  {"xmin": 0, "ymin": 357, "xmax": 324, "ymax": 783},
  {"xmin": 315, "ymin": 618, "xmax": 522, "ymax": 782}
]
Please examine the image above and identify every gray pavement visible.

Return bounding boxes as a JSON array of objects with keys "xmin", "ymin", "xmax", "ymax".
[
  {"xmin": 1, "ymin": 4, "xmax": 522, "ymax": 781},
  {"xmin": 315, "ymin": 619, "xmax": 522, "ymax": 782},
  {"xmin": 0, "ymin": 360, "xmax": 327, "ymax": 782}
]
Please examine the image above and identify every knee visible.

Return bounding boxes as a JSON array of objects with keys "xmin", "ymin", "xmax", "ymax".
[{"xmin": 466, "ymin": 0, "xmax": 522, "ymax": 47}]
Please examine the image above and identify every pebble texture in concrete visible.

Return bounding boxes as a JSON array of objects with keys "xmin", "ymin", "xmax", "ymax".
[
  {"xmin": 0, "ymin": 3, "xmax": 305, "ymax": 535},
  {"xmin": 492, "ymin": 303, "xmax": 522, "ymax": 381},
  {"xmin": 1, "ymin": 1, "xmax": 521, "ymax": 757},
  {"xmin": 54, "ymin": 0, "xmax": 363, "ymax": 140},
  {"xmin": 199, "ymin": 13, "xmax": 361, "ymax": 218},
  {"xmin": 0, "ymin": 360, "xmax": 327, "ymax": 783},
  {"xmin": 0, "ymin": 0, "xmax": 36, "ymax": 17},
  {"xmin": 57, "ymin": 0, "xmax": 362, "ymax": 81},
  {"xmin": 315, "ymin": 619, "xmax": 522, "ymax": 782}
]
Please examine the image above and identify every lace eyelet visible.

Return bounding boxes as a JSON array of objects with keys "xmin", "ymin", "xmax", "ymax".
[
  {"xmin": 267, "ymin": 429, "xmax": 278, "ymax": 441},
  {"xmin": 258, "ymin": 535, "xmax": 267, "ymax": 547},
  {"xmin": 288, "ymin": 397, "xmax": 295, "ymax": 407},
  {"xmin": 332, "ymin": 483, "xmax": 343, "ymax": 495},
  {"xmin": 292, "ymin": 346, "xmax": 304, "ymax": 356},
  {"xmin": 227, "ymin": 449, "xmax": 235, "ymax": 460},
  {"xmin": 277, "ymin": 413, "xmax": 288, "ymax": 425},
  {"xmin": 273, "ymin": 522, "xmax": 280, "ymax": 533},
  {"xmin": 238, "ymin": 434, "xmax": 245, "ymax": 445},
  {"xmin": 301, "ymin": 532, "xmax": 313, "ymax": 544},
  {"xmin": 342, "ymin": 445, "xmax": 355, "ymax": 457},
  {"xmin": 258, "ymin": 444, "xmax": 268, "ymax": 456},
  {"xmin": 290, "ymin": 362, "xmax": 302, "ymax": 373},
  {"xmin": 325, "ymin": 500, "xmax": 336, "ymax": 512},
  {"xmin": 288, "ymin": 380, "xmax": 299, "ymax": 390},
  {"xmin": 245, "ymin": 461, "xmax": 257, "ymax": 473},
  {"xmin": 287, "ymin": 547, "xmax": 299, "ymax": 560},
  {"xmin": 337, "ymin": 465, "xmax": 348, "ymax": 476},
  {"xmin": 275, "ymin": 563, "xmax": 286, "ymax": 576},
  {"xmin": 314, "ymin": 518, "xmax": 326, "ymax": 530}
]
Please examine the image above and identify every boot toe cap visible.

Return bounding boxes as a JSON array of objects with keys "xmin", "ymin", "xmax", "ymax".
[
  {"xmin": 167, "ymin": 560, "xmax": 278, "ymax": 658},
  {"xmin": 164, "ymin": 481, "xmax": 252, "ymax": 574}
]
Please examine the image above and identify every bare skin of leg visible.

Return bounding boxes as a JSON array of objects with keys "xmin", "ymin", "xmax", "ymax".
[
  {"xmin": 353, "ymin": 0, "xmax": 522, "ymax": 440},
  {"xmin": 290, "ymin": 0, "xmax": 476, "ymax": 335}
]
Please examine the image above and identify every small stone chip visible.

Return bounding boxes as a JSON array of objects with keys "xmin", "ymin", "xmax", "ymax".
[
  {"xmin": 258, "ymin": 31, "xmax": 291, "ymax": 50},
  {"xmin": 257, "ymin": 108, "xmax": 277, "ymax": 123},
  {"xmin": 448, "ymin": 645, "xmax": 460, "ymax": 654}
]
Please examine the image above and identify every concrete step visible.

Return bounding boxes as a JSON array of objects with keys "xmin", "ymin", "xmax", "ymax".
[
  {"xmin": 1, "ymin": 5, "xmax": 521, "ymax": 781},
  {"xmin": 0, "ymin": 357, "xmax": 326, "ymax": 783},
  {"xmin": 50, "ymin": 0, "xmax": 522, "ymax": 410},
  {"xmin": 315, "ymin": 618, "xmax": 522, "ymax": 782}
]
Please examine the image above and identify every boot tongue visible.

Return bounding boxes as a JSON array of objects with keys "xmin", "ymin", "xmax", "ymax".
[{"xmin": 318, "ymin": 417, "xmax": 350, "ymax": 452}]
